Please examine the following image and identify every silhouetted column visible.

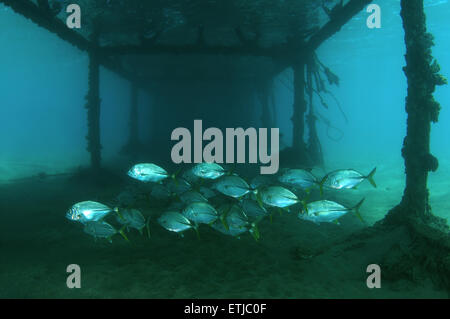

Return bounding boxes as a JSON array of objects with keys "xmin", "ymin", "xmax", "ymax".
[
  {"xmin": 129, "ymin": 84, "xmax": 139, "ymax": 145},
  {"xmin": 306, "ymin": 59, "xmax": 324, "ymax": 166},
  {"xmin": 85, "ymin": 32, "xmax": 101, "ymax": 169},
  {"xmin": 257, "ymin": 79, "xmax": 272, "ymax": 128},
  {"xmin": 121, "ymin": 83, "xmax": 141, "ymax": 158},
  {"xmin": 291, "ymin": 62, "xmax": 307, "ymax": 154}
]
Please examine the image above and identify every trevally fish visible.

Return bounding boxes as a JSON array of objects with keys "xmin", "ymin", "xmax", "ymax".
[
  {"xmin": 278, "ymin": 168, "xmax": 318, "ymax": 189},
  {"xmin": 158, "ymin": 211, "xmax": 198, "ymax": 236},
  {"xmin": 128, "ymin": 163, "xmax": 169, "ymax": 183},
  {"xmin": 167, "ymin": 201, "xmax": 185, "ymax": 211},
  {"xmin": 212, "ymin": 205, "xmax": 259, "ymax": 240},
  {"xmin": 115, "ymin": 208, "xmax": 149, "ymax": 237},
  {"xmin": 66, "ymin": 201, "xmax": 112, "ymax": 224},
  {"xmin": 182, "ymin": 168, "xmax": 201, "ymax": 184},
  {"xmin": 256, "ymin": 186, "xmax": 299, "ymax": 208},
  {"xmin": 320, "ymin": 168, "xmax": 376, "ymax": 194},
  {"xmin": 83, "ymin": 221, "xmax": 129, "ymax": 243},
  {"xmin": 166, "ymin": 178, "xmax": 192, "ymax": 195},
  {"xmin": 299, "ymin": 199, "xmax": 365, "ymax": 225},
  {"xmin": 213, "ymin": 175, "xmax": 252, "ymax": 199},
  {"xmin": 179, "ymin": 190, "xmax": 208, "ymax": 204},
  {"xmin": 192, "ymin": 162, "xmax": 225, "ymax": 180},
  {"xmin": 199, "ymin": 186, "xmax": 216, "ymax": 199},
  {"xmin": 150, "ymin": 184, "xmax": 173, "ymax": 200},
  {"xmin": 182, "ymin": 202, "xmax": 218, "ymax": 224},
  {"xmin": 239, "ymin": 199, "xmax": 269, "ymax": 220},
  {"xmin": 250, "ymin": 175, "xmax": 275, "ymax": 189}
]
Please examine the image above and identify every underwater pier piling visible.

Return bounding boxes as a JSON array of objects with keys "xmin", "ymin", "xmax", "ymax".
[
  {"xmin": 120, "ymin": 83, "xmax": 142, "ymax": 158},
  {"xmin": 257, "ymin": 78, "xmax": 274, "ymax": 129},
  {"xmin": 384, "ymin": 0, "xmax": 447, "ymax": 228},
  {"xmin": 85, "ymin": 30, "xmax": 102, "ymax": 169},
  {"xmin": 306, "ymin": 57, "xmax": 324, "ymax": 166},
  {"xmin": 371, "ymin": 0, "xmax": 449, "ymax": 290},
  {"xmin": 291, "ymin": 61, "xmax": 309, "ymax": 164}
]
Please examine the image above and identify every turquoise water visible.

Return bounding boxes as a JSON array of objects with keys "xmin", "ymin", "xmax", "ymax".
[{"xmin": 0, "ymin": 0, "xmax": 448, "ymax": 298}]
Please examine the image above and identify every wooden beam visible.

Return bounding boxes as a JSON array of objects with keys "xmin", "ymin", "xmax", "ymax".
[
  {"xmin": 99, "ymin": 43, "xmax": 286, "ymax": 58},
  {"xmin": 307, "ymin": 0, "xmax": 373, "ymax": 51}
]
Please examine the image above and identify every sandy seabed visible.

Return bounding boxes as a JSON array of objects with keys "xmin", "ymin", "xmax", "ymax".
[{"xmin": 0, "ymin": 158, "xmax": 448, "ymax": 298}]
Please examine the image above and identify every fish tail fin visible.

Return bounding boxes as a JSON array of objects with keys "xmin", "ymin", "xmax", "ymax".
[
  {"xmin": 171, "ymin": 168, "xmax": 182, "ymax": 184},
  {"xmin": 193, "ymin": 224, "xmax": 200, "ymax": 240},
  {"xmin": 146, "ymin": 217, "xmax": 151, "ymax": 239},
  {"xmin": 352, "ymin": 198, "xmax": 365, "ymax": 223},
  {"xmin": 255, "ymin": 191, "xmax": 264, "ymax": 209},
  {"xmin": 227, "ymin": 164, "xmax": 236, "ymax": 176},
  {"xmin": 118, "ymin": 226, "xmax": 130, "ymax": 243},
  {"xmin": 302, "ymin": 188, "xmax": 311, "ymax": 210},
  {"xmin": 366, "ymin": 167, "xmax": 377, "ymax": 188},
  {"xmin": 300, "ymin": 199, "xmax": 308, "ymax": 214},
  {"xmin": 114, "ymin": 207, "xmax": 124, "ymax": 220},
  {"xmin": 249, "ymin": 223, "xmax": 260, "ymax": 241},
  {"xmin": 318, "ymin": 175, "xmax": 327, "ymax": 196},
  {"xmin": 220, "ymin": 206, "xmax": 231, "ymax": 230}
]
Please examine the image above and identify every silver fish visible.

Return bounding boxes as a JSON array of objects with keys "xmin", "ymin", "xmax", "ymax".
[
  {"xmin": 278, "ymin": 169, "xmax": 318, "ymax": 189},
  {"xmin": 257, "ymin": 186, "xmax": 299, "ymax": 208},
  {"xmin": 166, "ymin": 178, "xmax": 192, "ymax": 195},
  {"xmin": 182, "ymin": 168, "xmax": 201, "ymax": 184},
  {"xmin": 299, "ymin": 199, "xmax": 365, "ymax": 224},
  {"xmin": 192, "ymin": 162, "xmax": 225, "ymax": 180},
  {"xmin": 116, "ymin": 208, "xmax": 146, "ymax": 233},
  {"xmin": 158, "ymin": 211, "xmax": 196, "ymax": 234},
  {"xmin": 213, "ymin": 175, "xmax": 251, "ymax": 198},
  {"xmin": 128, "ymin": 163, "xmax": 169, "ymax": 183},
  {"xmin": 213, "ymin": 205, "xmax": 259, "ymax": 240},
  {"xmin": 240, "ymin": 199, "xmax": 269, "ymax": 220},
  {"xmin": 150, "ymin": 184, "xmax": 173, "ymax": 200},
  {"xmin": 179, "ymin": 190, "xmax": 208, "ymax": 204},
  {"xmin": 66, "ymin": 201, "xmax": 112, "ymax": 224},
  {"xmin": 320, "ymin": 168, "xmax": 376, "ymax": 193},
  {"xmin": 250, "ymin": 175, "xmax": 275, "ymax": 189},
  {"xmin": 199, "ymin": 186, "xmax": 216, "ymax": 199},
  {"xmin": 83, "ymin": 221, "xmax": 129, "ymax": 242},
  {"xmin": 182, "ymin": 202, "xmax": 218, "ymax": 224}
]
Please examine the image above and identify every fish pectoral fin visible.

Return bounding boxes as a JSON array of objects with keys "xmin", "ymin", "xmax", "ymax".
[{"xmin": 332, "ymin": 219, "xmax": 341, "ymax": 225}]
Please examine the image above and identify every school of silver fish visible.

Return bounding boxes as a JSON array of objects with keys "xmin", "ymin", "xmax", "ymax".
[{"xmin": 65, "ymin": 162, "xmax": 377, "ymax": 243}]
